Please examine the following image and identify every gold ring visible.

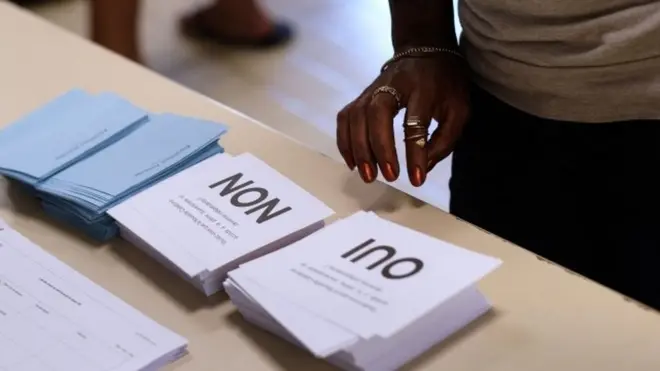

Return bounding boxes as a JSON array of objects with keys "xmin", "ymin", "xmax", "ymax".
[
  {"xmin": 403, "ymin": 134, "xmax": 427, "ymax": 148},
  {"xmin": 403, "ymin": 133, "xmax": 427, "ymax": 141},
  {"xmin": 403, "ymin": 117, "xmax": 428, "ymax": 148},
  {"xmin": 404, "ymin": 116, "xmax": 423, "ymax": 128},
  {"xmin": 372, "ymin": 86, "xmax": 402, "ymax": 110}
]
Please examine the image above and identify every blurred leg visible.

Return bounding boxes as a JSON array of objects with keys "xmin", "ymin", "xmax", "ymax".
[{"xmin": 90, "ymin": 0, "xmax": 142, "ymax": 62}]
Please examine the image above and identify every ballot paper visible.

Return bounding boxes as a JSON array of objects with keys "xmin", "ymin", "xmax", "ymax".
[
  {"xmin": 109, "ymin": 153, "xmax": 335, "ymax": 296},
  {"xmin": 0, "ymin": 89, "xmax": 230, "ymax": 243},
  {"xmin": 0, "ymin": 90, "xmax": 148, "ymax": 185},
  {"xmin": 40, "ymin": 201, "xmax": 120, "ymax": 243},
  {"xmin": 0, "ymin": 219, "xmax": 187, "ymax": 371},
  {"xmin": 37, "ymin": 113, "xmax": 227, "ymax": 221},
  {"xmin": 224, "ymin": 211, "xmax": 501, "ymax": 371}
]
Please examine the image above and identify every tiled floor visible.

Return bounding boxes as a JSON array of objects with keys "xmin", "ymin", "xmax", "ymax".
[{"xmin": 26, "ymin": 0, "xmax": 460, "ymax": 210}]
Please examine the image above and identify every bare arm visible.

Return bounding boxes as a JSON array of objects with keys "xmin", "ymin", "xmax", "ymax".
[{"xmin": 389, "ymin": 0, "xmax": 458, "ymax": 51}]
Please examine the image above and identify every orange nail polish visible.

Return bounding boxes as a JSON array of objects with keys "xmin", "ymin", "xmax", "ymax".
[
  {"xmin": 411, "ymin": 166, "xmax": 425, "ymax": 187},
  {"xmin": 384, "ymin": 162, "xmax": 397, "ymax": 181},
  {"xmin": 360, "ymin": 163, "xmax": 374, "ymax": 182}
]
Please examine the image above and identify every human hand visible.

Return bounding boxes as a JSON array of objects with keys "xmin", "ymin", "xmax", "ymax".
[{"xmin": 336, "ymin": 53, "xmax": 470, "ymax": 186}]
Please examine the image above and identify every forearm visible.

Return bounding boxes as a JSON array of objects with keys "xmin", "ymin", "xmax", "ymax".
[{"xmin": 389, "ymin": 0, "xmax": 458, "ymax": 52}]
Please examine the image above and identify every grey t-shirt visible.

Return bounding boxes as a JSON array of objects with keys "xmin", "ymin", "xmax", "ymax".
[{"xmin": 459, "ymin": 0, "xmax": 660, "ymax": 123}]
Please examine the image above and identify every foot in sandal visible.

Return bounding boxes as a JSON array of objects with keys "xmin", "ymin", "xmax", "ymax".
[
  {"xmin": 90, "ymin": 0, "xmax": 294, "ymax": 65},
  {"xmin": 181, "ymin": 0, "xmax": 294, "ymax": 49}
]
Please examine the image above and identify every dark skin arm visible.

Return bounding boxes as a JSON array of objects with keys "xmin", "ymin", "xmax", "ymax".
[
  {"xmin": 337, "ymin": 0, "xmax": 469, "ymax": 187},
  {"xmin": 390, "ymin": 0, "xmax": 458, "ymax": 51}
]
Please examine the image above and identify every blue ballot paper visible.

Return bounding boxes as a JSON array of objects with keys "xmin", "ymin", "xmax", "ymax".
[
  {"xmin": 41, "ymin": 200, "xmax": 119, "ymax": 243},
  {"xmin": 37, "ymin": 113, "xmax": 228, "ymax": 219},
  {"xmin": 0, "ymin": 88, "xmax": 229, "ymax": 242},
  {"xmin": 0, "ymin": 89, "xmax": 90, "ymax": 148},
  {"xmin": 39, "ymin": 142, "xmax": 224, "ymax": 242},
  {"xmin": 0, "ymin": 90, "xmax": 148, "ymax": 185},
  {"xmin": 38, "ymin": 143, "xmax": 224, "ymax": 222}
]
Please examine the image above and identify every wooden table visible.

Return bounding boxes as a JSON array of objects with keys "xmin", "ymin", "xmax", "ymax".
[{"xmin": 0, "ymin": 3, "xmax": 657, "ymax": 370}]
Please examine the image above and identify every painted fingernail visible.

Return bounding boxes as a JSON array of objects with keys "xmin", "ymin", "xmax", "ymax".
[
  {"xmin": 360, "ymin": 163, "xmax": 375, "ymax": 183},
  {"xmin": 383, "ymin": 162, "xmax": 397, "ymax": 181},
  {"xmin": 411, "ymin": 166, "xmax": 425, "ymax": 187}
]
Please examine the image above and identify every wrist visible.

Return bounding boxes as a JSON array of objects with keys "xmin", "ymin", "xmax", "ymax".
[
  {"xmin": 393, "ymin": 34, "xmax": 458, "ymax": 53},
  {"xmin": 381, "ymin": 47, "xmax": 464, "ymax": 73},
  {"xmin": 393, "ymin": 41, "xmax": 459, "ymax": 54}
]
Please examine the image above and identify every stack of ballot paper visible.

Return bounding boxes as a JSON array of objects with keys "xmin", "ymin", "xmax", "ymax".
[
  {"xmin": 0, "ymin": 89, "xmax": 147, "ymax": 186},
  {"xmin": 0, "ymin": 219, "xmax": 188, "ymax": 371},
  {"xmin": 0, "ymin": 89, "xmax": 228, "ymax": 241},
  {"xmin": 109, "ymin": 152, "xmax": 335, "ymax": 296},
  {"xmin": 224, "ymin": 211, "xmax": 501, "ymax": 371}
]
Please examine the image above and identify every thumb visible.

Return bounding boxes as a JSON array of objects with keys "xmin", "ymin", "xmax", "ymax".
[{"xmin": 427, "ymin": 104, "xmax": 469, "ymax": 172}]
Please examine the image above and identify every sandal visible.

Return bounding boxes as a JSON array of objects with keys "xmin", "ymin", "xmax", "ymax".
[{"xmin": 180, "ymin": 9, "xmax": 294, "ymax": 49}]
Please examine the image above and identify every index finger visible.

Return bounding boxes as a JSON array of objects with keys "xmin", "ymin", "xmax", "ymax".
[
  {"xmin": 336, "ymin": 105, "xmax": 355, "ymax": 170},
  {"xmin": 403, "ymin": 91, "xmax": 434, "ymax": 187},
  {"xmin": 367, "ymin": 91, "xmax": 400, "ymax": 182}
]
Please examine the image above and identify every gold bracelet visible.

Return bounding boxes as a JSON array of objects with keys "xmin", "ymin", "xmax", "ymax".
[{"xmin": 381, "ymin": 47, "xmax": 464, "ymax": 73}]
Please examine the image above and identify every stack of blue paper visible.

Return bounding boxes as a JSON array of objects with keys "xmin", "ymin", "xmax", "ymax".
[{"xmin": 0, "ymin": 89, "xmax": 228, "ymax": 242}]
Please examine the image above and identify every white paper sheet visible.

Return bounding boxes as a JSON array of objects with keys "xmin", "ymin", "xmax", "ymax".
[
  {"xmin": 0, "ymin": 220, "xmax": 186, "ymax": 371},
  {"xmin": 235, "ymin": 212, "xmax": 500, "ymax": 339}
]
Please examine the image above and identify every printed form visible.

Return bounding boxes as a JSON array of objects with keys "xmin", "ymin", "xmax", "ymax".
[{"xmin": 0, "ymin": 221, "xmax": 187, "ymax": 371}]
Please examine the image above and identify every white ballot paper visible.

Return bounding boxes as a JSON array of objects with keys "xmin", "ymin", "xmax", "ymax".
[
  {"xmin": 224, "ymin": 211, "xmax": 501, "ymax": 371},
  {"xmin": 0, "ymin": 219, "xmax": 187, "ymax": 371},
  {"xmin": 109, "ymin": 153, "xmax": 334, "ymax": 296}
]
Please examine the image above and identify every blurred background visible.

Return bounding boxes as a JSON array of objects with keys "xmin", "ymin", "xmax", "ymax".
[{"xmin": 21, "ymin": 0, "xmax": 459, "ymax": 210}]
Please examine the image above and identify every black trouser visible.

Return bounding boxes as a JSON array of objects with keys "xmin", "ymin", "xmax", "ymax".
[{"xmin": 450, "ymin": 86, "xmax": 660, "ymax": 310}]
